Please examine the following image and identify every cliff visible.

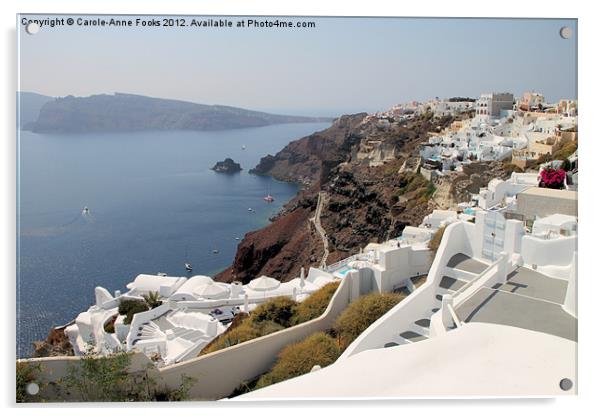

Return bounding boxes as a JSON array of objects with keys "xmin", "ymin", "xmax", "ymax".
[
  {"xmin": 249, "ymin": 114, "xmax": 368, "ymax": 185},
  {"xmin": 30, "ymin": 93, "xmax": 332, "ymax": 133},
  {"xmin": 216, "ymin": 111, "xmax": 466, "ymax": 283},
  {"xmin": 18, "ymin": 91, "xmax": 54, "ymax": 130}
]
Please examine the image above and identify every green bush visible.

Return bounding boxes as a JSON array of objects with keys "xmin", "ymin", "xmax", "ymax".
[
  {"xmin": 255, "ymin": 332, "xmax": 340, "ymax": 390},
  {"xmin": 292, "ymin": 281, "xmax": 340, "ymax": 325},
  {"xmin": 16, "ymin": 362, "xmax": 42, "ymax": 403},
  {"xmin": 397, "ymin": 172, "xmax": 435, "ymax": 209},
  {"xmin": 334, "ymin": 292, "xmax": 404, "ymax": 349},
  {"xmin": 118, "ymin": 299, "xmax": 149, "ymax": 325},
  {"xmin": 251, "ymin": 296, "xmax": 298, "ymax": 328},
  {"xmin": 118, "ymin": 299, "xmax": 148, "ymax": 316},
  {"xmin": 58, "ymin": 351, "xmax": 193, "ymax": 401}
]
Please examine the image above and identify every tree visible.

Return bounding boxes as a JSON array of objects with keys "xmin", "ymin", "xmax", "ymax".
[{"xmin": 142, "ymin": 291, "xmax": 162, "ymax": 309}]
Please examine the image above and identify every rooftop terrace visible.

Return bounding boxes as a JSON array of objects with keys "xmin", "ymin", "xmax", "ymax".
[{"xmin": 456, "ymin": 267, "xmax": 576, "ymax": 342}]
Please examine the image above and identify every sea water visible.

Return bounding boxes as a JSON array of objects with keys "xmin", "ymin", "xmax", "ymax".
[{"xmin": 16, "ymin": 122, "xmax": 329, "ymax": 357}]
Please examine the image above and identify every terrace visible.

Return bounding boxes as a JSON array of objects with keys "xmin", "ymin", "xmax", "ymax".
[{"xmin": 455, "ymin": 266, "xmax": 576, "ymax": 342}]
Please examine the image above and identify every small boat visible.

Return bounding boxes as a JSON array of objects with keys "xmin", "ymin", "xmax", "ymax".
[
  {"xmin": 263, "ymin": 181, "xmax": 274, "ymax": 203},
  {"xmin": 235, "ymin": 237, "xmax": 240, "ymax": 240},
  {"xmin": 185, "ymin": 263, "xmax": 193, "ymax": 272},
  {"xmin": 212, "ymin": 249, "xmax": 219, "ymax": 254},
  {"xmin": 248, "ymin": 208, "xmax": 255, "ymax": 213},
  {"xmin": 82, "ymin": 206, "xmax": 90, "ymax": 215},
  {"xmin": 242, "ymin": 145, "xmax": 246, "ymax": 150}
]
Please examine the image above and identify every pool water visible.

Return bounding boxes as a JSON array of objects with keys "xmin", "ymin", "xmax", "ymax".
[{"xmin": 334, "ymin": 265, "xmax": 355, "ymax": 277}]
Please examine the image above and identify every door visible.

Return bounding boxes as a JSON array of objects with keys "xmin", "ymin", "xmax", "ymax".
[{"xmin": 482, "ymin": 211, "xmax": 506, "ymax": 261}]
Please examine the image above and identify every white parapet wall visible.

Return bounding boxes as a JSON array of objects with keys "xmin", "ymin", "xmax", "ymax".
[
  {"xmin": 155, "ymin": 276, "xmax": 354, "ymax": 399},
  {"xmin": 339, "ymin": 221, "xmax": 475, "ymax": 359},
  {"xmin": 521, "ymin": 234, "xmax": 577, "ymax": 272},
  {"xmin": 376, "ymin": 245, "xmax": 432, "ymax": 292}
]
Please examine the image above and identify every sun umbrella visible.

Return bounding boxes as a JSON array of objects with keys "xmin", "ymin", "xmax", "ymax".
[
  {"xmin": 193, "ymin": 281, "xmax": 230, "ymax": 299},
  {"xmin": 248, "ymin": 275, "xmax": 280, "ymax": 292}
]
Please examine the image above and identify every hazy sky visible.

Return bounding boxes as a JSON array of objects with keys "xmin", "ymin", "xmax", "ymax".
[{"xmin": 18, "ymin": 16, "xmax": 577, "ymax": 116}]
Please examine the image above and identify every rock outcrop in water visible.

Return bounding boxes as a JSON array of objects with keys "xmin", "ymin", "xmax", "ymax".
[{"xmin": 212, "ymin": 158, "xmax": 242, "ymax": 173}]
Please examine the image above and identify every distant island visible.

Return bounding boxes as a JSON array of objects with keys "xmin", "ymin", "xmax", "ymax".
[
  {"xmin": 212, "ymin": 158, "xmax": 242, "ymax": 173},
  {"xmin": 19, "ymin": 92, "xmax": 332, "ymax": 133},
  {"xmin": 17, "ymin": 92, "xmax": 54, "ymax": 130}
]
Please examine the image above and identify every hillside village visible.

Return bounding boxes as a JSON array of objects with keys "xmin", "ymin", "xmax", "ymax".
[{"xmin": 19, "ymin": 91, "xmax": 578, "ymax": 401}]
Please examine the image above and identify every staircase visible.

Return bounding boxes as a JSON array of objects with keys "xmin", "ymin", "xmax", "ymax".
[
  {"xmin": 384, "ymin": 316, "xmax": 433, "ymax": 347},
  {"xmin": 132, "ymin": 321, "xmax": 164, "ymax": 345},
  {"xmin": 435, "ymin": 254, "xmax": 487, "ymax": 302},
  {"xmin": 383, "ymin": 253, "xmax": 488, "ymax": 348}
]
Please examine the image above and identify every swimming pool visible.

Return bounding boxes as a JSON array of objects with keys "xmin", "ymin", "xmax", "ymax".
[{"xmin": 334, "ymin": 265, "xmax": 356, "ymax": 277}]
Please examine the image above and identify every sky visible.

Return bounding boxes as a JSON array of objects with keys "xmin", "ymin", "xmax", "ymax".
[{"xmin": 18, "ymin": 16, "xmax": 577, "ymax": 117}]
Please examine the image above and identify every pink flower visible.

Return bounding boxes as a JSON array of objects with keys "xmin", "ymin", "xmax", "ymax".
[{"xmin": 539, "ymin": 167, "xmax": 566, "ymax": 189}]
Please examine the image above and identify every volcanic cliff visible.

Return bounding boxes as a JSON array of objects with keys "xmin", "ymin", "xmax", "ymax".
[{"xmin": 216, "ymin": 111, "xmax": 466, "ymax": 284}]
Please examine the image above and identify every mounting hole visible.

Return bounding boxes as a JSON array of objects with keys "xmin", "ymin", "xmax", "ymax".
[
  {"xmin": 559, "ymin": 26, "xmax": 572, "ymax": 39},
  {"xmin": 25, "ymin": 22, "xmax": 40, "ymax": 35},
  {"xmin": 559, "ymin": 378, "xmax": 573, "ymax": 391},
  {"xmin": 26, "ymin": 382, "xmax": 39, "ymax": 395}
]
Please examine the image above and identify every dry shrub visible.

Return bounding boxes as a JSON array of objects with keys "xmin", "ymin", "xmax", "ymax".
[
  {"xmin": 292, "ymin": 281, "xmax": 340, "ymax": 325},
  {"xmin": 255, "ymin": 332, "xmax": 340, "ymax": 389},
  {"xmin": 428, "ymin": 225, "xmax": 447, "ymax": 255},
  {"xmin": 333, "ymin": 292, "xmax": 404, "ymax": 349},
  {"xmin": 251, "ymin": 296, "xmax": 298, "ymax": 328}
]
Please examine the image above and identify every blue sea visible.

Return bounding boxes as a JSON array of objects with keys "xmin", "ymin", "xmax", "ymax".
[{"xmin": 16, "ymin": 122, "xmax": 329, "ymax": 357}]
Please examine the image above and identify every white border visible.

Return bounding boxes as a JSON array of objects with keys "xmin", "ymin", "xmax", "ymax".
[{"xmin": 1, "ymin": 1, "xmax": 599, "ymax": 415}]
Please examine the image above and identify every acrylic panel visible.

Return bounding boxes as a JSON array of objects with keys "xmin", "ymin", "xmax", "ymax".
[{"xmin": 16, "ymin": 14, "xmax": 578, "ymax": 402}]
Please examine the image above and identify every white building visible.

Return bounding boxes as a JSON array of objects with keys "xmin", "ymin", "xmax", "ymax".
[
  {"xmin": 519, "ymin": 92, "xmax": 545, "ymax": 111},
  {"xmin": 475, "ymin": 92, "xmax": 514, "ymax": 122},
  {"xmin": 477, "ymin": 172, "xmax": 539, "ymax": 210},
  {"xmin": 65, "ymin": 269, "xmax": 340, "ymax": 365},
  {"xmin": 238, "ymin": 205, "xmax": 577, "ymax": 398}
]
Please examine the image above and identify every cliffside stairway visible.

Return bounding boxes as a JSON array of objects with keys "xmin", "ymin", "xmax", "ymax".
[
  {"xmin": 384, "ymin": 316, "xmax": 433, "ymax": 348},
  {"xmin": 131, "ymin": 315, "xmax": 205, "ymax": 346},
  {"xmin": 311, "ymin": 191, "xmax": 330, "ymax": 269},
  {"xmin": 383, "ymin": 254, "xmax": 488, "ymax": 349},
  {"xmin": 434, "ymin": 254, "xmax": 487, "ymax": 301}
]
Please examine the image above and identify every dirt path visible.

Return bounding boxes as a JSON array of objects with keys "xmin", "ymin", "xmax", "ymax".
[{"xmin": 310, "ymin": 191, "xmax": 329, "ymax": 269}]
